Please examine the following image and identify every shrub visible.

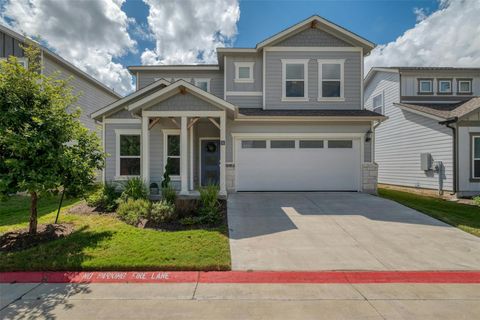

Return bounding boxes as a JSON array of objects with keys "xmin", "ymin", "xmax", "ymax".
[
  {"xmin": 161, "ymin": 185, "xmax": 177, "ymax": 205},
  {"xmin": 116, "ymin": 198, "xmax": 151, "ymax": 226},
  {"xmin": 474, "ymin": 196, "xmax": 480, "ymax": 206},
  {"xmin": 179, "ymin": 216, "xmax": 202, "ymax": 226},
  {"xmin": 149, "ymin": 200, "xmax": 176, "ymax": 224},
  {"xmin": 120, "ymin": 177, "xmax": 148, "ymax": 201},
  {"xmin": 86, "ymin": 182, "xmax": 120, "ymax": 212},
  {"xmin": 198, "ymin": 184, "xmax": 221, "ymax": 224}
]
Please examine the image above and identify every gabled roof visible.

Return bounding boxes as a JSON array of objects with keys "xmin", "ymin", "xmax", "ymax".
[
  {"xmin": 0, "ymin": 23, "xmax": 121, "ymax": 99},
  {"xmin": 127, "ymin": 79, "xmax": 237, "ymax": 114},
  {"xmin": 256, "ymin": 15, "xmax": 375, "ymax": 53},
  {"xmin": 395, "ymin": 97, "xmax": 480, "ymax": 120},
  {"xmin": 364, "ymin": 67, "xmax": 400, "ymax": 87},
  {"xmin": 91, "ymin": 78, "xmax": 171, "ymax": 120}
]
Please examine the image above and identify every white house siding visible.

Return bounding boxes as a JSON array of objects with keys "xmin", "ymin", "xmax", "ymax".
[
  {"xmin": 458, "ymin": 125, "xmax": 480, "ymax": 196},
  {"xmin": 43, "ymin": 56, "xmax": 118, "ymax": 134},
  {"xmin": 365, "ymin": 71, "xmax": 454, "ymax": 191},
  {"xmin": 136, "ymin": 70, "xmax": 224, "ymax": 98},
  {"xmin": 400, "ymin": 71, "xmax": 480, "ymax": 97},
  {"xmin": 264, "ymin": 51, "xmax": 362, "ymax": 109}
]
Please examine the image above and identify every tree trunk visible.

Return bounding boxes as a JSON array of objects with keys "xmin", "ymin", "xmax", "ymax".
[{"xmin": 29, "ymin": 191, "xmax": 38, "ymax": 235}]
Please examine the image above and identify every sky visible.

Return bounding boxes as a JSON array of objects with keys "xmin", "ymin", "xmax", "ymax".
[{"xmin": 1, "ymin": 0, "xmax": 479, "ymax": 96}]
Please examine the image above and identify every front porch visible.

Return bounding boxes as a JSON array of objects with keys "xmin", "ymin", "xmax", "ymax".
[{"xmin": 142, "ymin": 110, "xmax": 228, "ymax": 196}]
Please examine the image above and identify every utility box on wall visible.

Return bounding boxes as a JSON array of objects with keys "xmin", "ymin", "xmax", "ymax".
[{"xmin": 420, "ymin": 153, "xmax": 432, "ymax": 171}]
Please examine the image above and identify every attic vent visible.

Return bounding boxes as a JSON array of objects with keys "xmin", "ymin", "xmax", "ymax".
[{"xmin": 310, "ymin": 20, "xmax": 319, "ymax": 29}]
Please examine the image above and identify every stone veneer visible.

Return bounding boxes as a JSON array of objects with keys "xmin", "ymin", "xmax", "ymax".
[{"xmin": 362, "ymin": 162, "xmax": 378, "ymax": 195}]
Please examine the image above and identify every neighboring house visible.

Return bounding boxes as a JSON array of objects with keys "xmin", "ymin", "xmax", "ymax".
[
  {"xmin": 92, "ymin": 15, "xmax": 385, "ymax": 195},
  {"xmin": 364, "ymin": 67, "xmax": 480, "ymax": 197},
  {"xmin": 0, "ymin": 24, "xmax": 121, "ymax": 133}
]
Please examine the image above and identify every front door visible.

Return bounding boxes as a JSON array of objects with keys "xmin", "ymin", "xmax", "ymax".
[{"xmin": 201, "ymin": 140, "xmax": 220, "ymax": 186}]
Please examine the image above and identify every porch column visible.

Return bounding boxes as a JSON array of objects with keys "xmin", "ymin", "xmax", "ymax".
[
  {"xmin": 219, "ymin": 112, "xmax": 227, "ymax": 195},
  {"xmin": 180, "ymin": 116, "xmax": 189, "ymax": 194},
  {"xmin": 142, "ymin": 115, "xmax": 150, "ymax": 186}
]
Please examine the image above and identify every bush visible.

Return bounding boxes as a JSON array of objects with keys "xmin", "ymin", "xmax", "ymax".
[
  {"xmin": 86, "ymin": 182, "xmax": 120, "ymax": 212},
  {"xmin": 474, "ymin": 196, "xmax": 480, "ymax": 206},
  {"xmin": 198, "ymin": 184, "xmax": 221, "ymax": 224},
  {"xmin": 149, "ymin": 200, "xmax": 176, "ymax": 224},
  {"xmin": 116, "ymin": 198, "xmax": 151, "ymax": 226},
  {"xmin": 161, "ymin": 185, "xmax": 177, "ymax": 205},
  {"xmin": 120, "ymin": 177, "xmax": 148, "ymax": 201}
]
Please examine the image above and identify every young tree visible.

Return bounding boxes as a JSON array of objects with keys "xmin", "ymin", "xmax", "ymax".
[{"xmin": 0, "ymin": 42, "xmax": 105, "ymax": 234}]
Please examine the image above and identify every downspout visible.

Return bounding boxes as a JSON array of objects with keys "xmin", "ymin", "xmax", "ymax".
[{"xmin": 439, "ymin": 117, "xmax": 458, "ymax": 195}]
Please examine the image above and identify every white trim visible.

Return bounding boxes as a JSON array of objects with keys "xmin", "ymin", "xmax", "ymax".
[
  {"xmin": 219, "ymin": 112, "xmax": 227, "ymax": 195},
  {"xmin": 189, "ymin": 125, "xmax": 194, "ymax": 190},
  {"xmin": 223, "ymin": 55, "xmax": 227, "ymax": 100},
  {"xmin": 103, "ymin": 118, "xmax": 141, "ymax": 124},
  {"xmin": 234, "ymin": 62, "xmax": 255, "ymax": 83},
  {"xmin": 265, "ymin": 47, "xmax": 362, "ymax": 52},
  {"xmin": 198, "ymin": 137, "xmax": 221, "ymax": 188},
  {"xmin": 472, "ymin": 136, "xmax": 480, "ymax": 179},
  {"xmin": 418, "ymin": 79, "xmax": 433, "ymax": 93},
  {"xmin": 458, "ymin": 79, "xmax": 472, "ymax": 94},
  {"xmin": 180, "ymin": 117, "xmax": 188, "ymax": 194},
  {"xmin": 225, "ymin": 91, "xmax": 263, "ymax": 96},
  {"xmin": 255, "ymin": 15, "xmax": 375, "ymax": 49},
  {"xmin": 141, "ymin": 117, "xmax": 149, "ymax": 185},
  {"xmin": 317, "ymin": 59, "xmax": 345, "ymax": 101},
  {"xmin": 281, "ymin": 59, "xmax": 309, "ymax": 102},
  {"xmin": 438, "ymin": 79, "xmax": 452, "ymax": 94},
  {"xmin": 129, "ymin": 65, "xmax": 219, "ymax": 71},
  {"xmin": 395, "ymin": 104, "xmax": 445, "ymax": 121},
  {"xmin": 217, "ymin": 48, "xmax": 257, "ymax": 53},
  {"xmin": 194, "ymin": 78, "xmax": 211, "ymax": 92},
  {"xmin": 102, "ymin": 116, "xmax": 106, "ymax": 182},
  {"xmin": 115, "ymin": 129, "xmax": 142, "ymax": 180},
  {"xmin": 162, "ymin": 129, "xmax": 181, "ymax": 181}
]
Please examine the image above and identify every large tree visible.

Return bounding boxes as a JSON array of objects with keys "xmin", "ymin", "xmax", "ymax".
[{"xmin": 0, "ymin": 43, "xmax": 105, "ymax": 234}]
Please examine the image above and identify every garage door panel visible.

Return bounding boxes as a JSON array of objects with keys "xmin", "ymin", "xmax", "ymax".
[{"xmin": 236, "ymin": 138, "xmax": 360, "ymax": 191}]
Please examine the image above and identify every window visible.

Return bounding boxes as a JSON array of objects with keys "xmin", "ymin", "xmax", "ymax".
[
  {"xmin": 115, "ymin": 129, "xmax": 141, "ymax": 178},
  {"xmin": 372, "ymin": 93, "xmax": 384, "ymax": 115},
  {"xmin": 165, "ymin": 133, "xmax": 181, "ymax": 177},
  {"xmin": 438, "ymin": 79, "xmax": 452, "ymax": 94},
  {"xmin": 328, "ymin": 140, "xmax": 353, "ymax": 148},
  {"xmin": 194, "ymin": 78, "xmax": 210, "ymax": 92},
  {"xmin": 282, "ymin": 59, "xmax": 309, "ymax": 101},
  {"xmin": 0, "ymin": 57, "xmax": 28, "ymax": 68},
  {"xmin": 234, "ymin": 62, "xmax": 254, "ymax": 83},
  {"xmin": 318, "ymin": 60, "xmax": 344, "ymax": 100},
  {"xmin": 270, "ymin": 140, "xmax": 295, "ymax": 149},
  {"xmin": 418, "ymin": 79, "xmax": 433, "ymax": 94},
  {"xmin": 472, "ymin": 136, "xmax": 480, "ymax": 179},
  {"xmin": 458, "ymin": 79, "xmax": 472, "ymax": 94},
  {"xmin": 241, "ymin": 140, "xmax": 266, "ymax": 149},
  {"xmin": 299, "ymin": 140, "xmax": 324, "ymax": 148}
]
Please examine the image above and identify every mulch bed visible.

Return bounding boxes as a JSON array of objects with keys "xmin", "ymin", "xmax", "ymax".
[{"xmin": 0, "ymin": 223, "xmax": 74, "ymax": 252}]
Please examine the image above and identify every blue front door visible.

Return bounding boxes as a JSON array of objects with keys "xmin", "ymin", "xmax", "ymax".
[{"xmin": 201, "ymin": 140, "xmax": 220, "ymax": 186}]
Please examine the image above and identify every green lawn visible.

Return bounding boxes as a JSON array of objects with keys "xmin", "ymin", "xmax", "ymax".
[
  {"xmin": 0, "ymin": 195, "xmax": 231, "ymax": 271},
  {"xmin": 379, "ymin": 188, "xmax": 480, "ymax": 237}
]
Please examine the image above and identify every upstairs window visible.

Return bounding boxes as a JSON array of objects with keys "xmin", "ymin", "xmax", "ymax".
[
  {"xmin": 234, "ymin": 62, "xmax": 254, "ymax": 83},
  {"xmin": 457, "ymin": 79, "xmax": 472, "ymax": 94},
  {"xmin": 282, "ymin": 59, "xmax": 309, "ymax": 101},
  {"xmin": 372, "ymin": 93, "xmax": 384, "ymax": 115},
  {"xmin": 318, "ymin": 60, "xmax": 344, "ymax": 100},
  {"xmin": 194, "ymin": 78, "xmax": 210, "ymax": 92},
  {"xmin": 438, "ymin": 79, "xmax": 452, "ymax": 94},
  {"xmin": 418, "ymin": 79, "xmax": 433, "ymax": 94}
]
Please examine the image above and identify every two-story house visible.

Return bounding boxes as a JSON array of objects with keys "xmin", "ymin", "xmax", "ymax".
[
  {"xmin": 364, "ymin": 67, "xmax": 480, "ymax": 197},
  {"xmin": 92, "ymin": 15, "xmax": 385, "ymax": 195},
  {"xmin": 0, "ymin": 24, "xmax": 121, "ymax": 134}
]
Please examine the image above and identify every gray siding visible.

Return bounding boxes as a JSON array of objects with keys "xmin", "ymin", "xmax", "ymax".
[
  {"xmin": 458, "ymin": 126, "xmax": 480, "ymax": 196},
  {"xmin": 149, "ymin": 93, "xmax": 220, "ymax": 112},
  {"xmin": 43, "ymin": 56, "xmax": 118, "ymax": 133},
  {"xmin": 137, "ymin": 70, "xmax": 224, "ymax": 98},
  {"xmin": 0, "ymin": 31, "xmax": 24, "ymax": 58},
  {"xmin": 365, "ymin": 71, "xmax": 454, "ymax": 191},
  {"xmin": 265, "ymin": 51, "xmax": 361, "ymax": 109},
  {"xmin": 106, "ymin": 109, "xmax": 136, "ymax": 119},
  {"xmin": 225, "ymin": 53, "xmax": 263, "ymax": 93},
  {"xmin": 226, "ymin": 96, "xmax": 262, "ymax": 108},
  {"xmin": 400, "ymin": 71, "xmax": 480, "ymax": 97},
  {"xmin": 274, "ymin": 28, "xmax": 352, "ymax": 47}
]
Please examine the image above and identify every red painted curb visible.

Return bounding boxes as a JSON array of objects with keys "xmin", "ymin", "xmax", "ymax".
[{"xmin": 1, "ymin": 271, "xmax": 480, "ymax": 284}]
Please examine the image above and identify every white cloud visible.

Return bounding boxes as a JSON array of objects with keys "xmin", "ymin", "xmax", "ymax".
[
  {"xmin": 365, "ymin": 0, "xmax": 480, "ymax": 73},
  {"xmin": 141, "ymin": 0, "xmax": 240, "ymax": 65},
  {"xmin": 1, "ymin": 0, "xmax": 136, "ymax": 95}
]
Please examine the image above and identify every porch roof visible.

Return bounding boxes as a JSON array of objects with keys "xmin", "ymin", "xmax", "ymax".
[{"xmin": 395, "ymin": 97, "xmax": 480, "ymax": 121}]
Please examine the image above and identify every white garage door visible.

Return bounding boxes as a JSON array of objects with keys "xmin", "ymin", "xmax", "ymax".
[{"xmin": 235, "ymin": 138, "xmax": 361, "ymax": 191}]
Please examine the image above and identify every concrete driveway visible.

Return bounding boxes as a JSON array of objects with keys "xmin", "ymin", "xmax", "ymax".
[{"xmin": 227, "ymin": 192, "xmax": 480, "ymax": 271}]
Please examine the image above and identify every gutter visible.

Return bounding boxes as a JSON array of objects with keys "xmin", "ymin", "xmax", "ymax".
[{"xmin": 438, "ymin": 117, "xmax": 458, "ymax": 195}]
